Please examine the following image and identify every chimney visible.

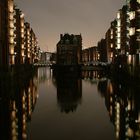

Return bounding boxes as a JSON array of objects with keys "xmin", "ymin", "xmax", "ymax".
[{"xmin": 60, "ymin": 34, "xmax": 63, "ymax": 39}]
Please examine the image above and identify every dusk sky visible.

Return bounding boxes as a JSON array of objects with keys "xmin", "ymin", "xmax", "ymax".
[{"xmin": 15, "ymin": 0, "xmax": 125, "ymax": 52}]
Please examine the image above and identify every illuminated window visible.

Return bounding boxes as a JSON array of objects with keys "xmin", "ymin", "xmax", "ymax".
[
  {"xmin": 117, "ymin": 33, "xmax": 121, "ymax": 38},
  {"xmin": 117, "ymin": 44, "xmax": 121, "ymax": 49},
  {"xmin": 128, "ymin": 55, "xmax": 132, "ymax": 64},
  {"xmin": 129, "ymin": 28, "xmax": 135, "ymax": 36},
  {"xmin": 137, "ymin": 35, "xmax": 140, "ymax": 41},
  {"xmin": 117, "ymin": 38, "xmax": 121, "ymax": 44},
  {"xmin": 10, "ymin": 38, "xmax": 14, "ymax": 44},
  {"xmin": 10, "ymin": 47, "xmax": 14, "ymax": 54},
  {"xmin": 117, "ymin": 27, "xmax": 121, "ymax": 32},
  {"xmin": 27, "ymin": 30, "xmax": 30, "ymax": 35},
  {"xmin": 111, "ymin": 29, "xmax": 113, "ymax": 35},
  {"xmin": 117, "ymin": 20, "xmax": 121, "ymax": 27},
  {"xmin": 10, "ymin": 22, "xmax": 14, "ymax": 28},
  {"xmin": 10, "ymin": 29, "xmax": 14, "ymax": 36},
  {"xmin": 21, "ymin": 50, "xmax": 24, "ymax": 56},
  {"xmin": 117, "ymin": 12, "xmax": 120, "ymax": 19},
  {"xmin": 21, "ymin": 28, "xmax": 24, "ymax": 33},
  {"xmin": 129, "ymin": 11, "xmax": 135, "ymax": 20},
  {"xmin": 8, "ymin": 1, "xmax": 14, "ymax": 13},
  {"xmin": 137, "ymin": 0, "xmax": 140, "ymax": 3},
  {"xmin": 20, "ymin": 13, "xmax": 24, "ymax": 18},
  {"xmin": 21, "ymin": 33, "xmax": 24, "ymax": 38},
  {"xmin": 21, "ymin": 44, "xmax": 24, "ymax": 49},
  {"xmin": 111, "ymin": 52, "xmax": 113, "ymax": 58},
  {"xmin": 21, "ymin": 22, "xmax": 24, "ymax": 27},
  {"xmin": 9, "ymin": 13, "xmax": 13, "ymax": 20},
  {"xmin": 111, "ymin": 44, "xmax": 113, "ymax": 48},
  {"xmin": 127, "ymin": 11, "xmax": 130, "ymax": 15}
]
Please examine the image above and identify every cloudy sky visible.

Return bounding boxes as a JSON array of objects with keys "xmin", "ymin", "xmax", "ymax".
[{"xmin": 14, "ymin": 0, "xmax": 125, "ymax": 52}]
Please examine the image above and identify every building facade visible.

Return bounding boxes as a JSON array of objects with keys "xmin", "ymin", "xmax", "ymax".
[
  {"xmin": 0, "ymin": 0, "xmax": 41, "ymax": 71},
  {"xmin": 82, "ymin": 46, "xmax": 99, "ymax": 65},
  {"xmin": 0, "ymin": 0, "xmax": 14, "ymax": 70},
  {"xmin": 98, "ymin": 39, "xmax": 107, "ymax": 62},
  {"xmin": 14, "ymin": 8, "xmax": 25, "ymax": 64},
  {"xmin": 56, "ymin": 33, "xmax": 82, "ymax": 65}
]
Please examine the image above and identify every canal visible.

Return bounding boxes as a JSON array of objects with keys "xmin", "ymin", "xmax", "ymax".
[{"xmin": 0, "ymin": 67, "xmax": 140, "ymax": 140}]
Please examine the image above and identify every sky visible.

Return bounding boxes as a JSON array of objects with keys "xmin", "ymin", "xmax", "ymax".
[{"xmin": 14, "ymin": 0, "xmax": 125, "ymax": 52}]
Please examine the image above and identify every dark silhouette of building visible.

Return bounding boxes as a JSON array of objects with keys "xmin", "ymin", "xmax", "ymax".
[
  {"xmin": 56, "ymin": 76, "xmax": 82, "ymax": 113},
  {"xmin": 56, "ymin": 33, "xmax": 82, "ymax": 65},
  {"xmin": 98, "ymin": 39, "xmax": 107, "ymax": 62}
]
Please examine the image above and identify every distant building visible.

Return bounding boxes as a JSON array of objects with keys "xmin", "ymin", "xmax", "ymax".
[
  {"xmin": 89, "ymin": 47, "xmax": 99, "ymax": 62},
  {"xmin": 82, "ymin": 46, "xmax": 98, "ymax": 65},
  {"xmin": 50, "ymin": 52, "xmax": 56, "ymax": 64},
  {"xmin": 105, "ymin": 20, "xmax": 117, "ymax": 63},
  {"xmin": 97, "ymin": 39, "xmax": 107, "ymax": 62},
  {"xmin": 40, "ymin": 51, "xmax": 52, "ymax": 65},
  {"xmin": 56, "ymin": 33, "xmax": 82, "ymax": 65},
  {"xmin": 82, "ymin": 48, "xmax": 89, "ymax": 63}
]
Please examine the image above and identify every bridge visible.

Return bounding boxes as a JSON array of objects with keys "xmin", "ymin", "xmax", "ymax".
[{"xmin": 81, "ymin": 61, "xmax": 111, "ymax": 71}]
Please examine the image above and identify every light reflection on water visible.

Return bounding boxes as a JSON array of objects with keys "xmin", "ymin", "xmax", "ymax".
[{"xmin": 0, "ymin": 67, "xmax": 140, "ymax": 140}]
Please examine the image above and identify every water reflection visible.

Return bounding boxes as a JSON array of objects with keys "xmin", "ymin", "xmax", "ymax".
[
  {"xmin": 81, "ymin": 70, "xmax": 107, "ymax": 86},
  {"xmin": 98, "ymin": 79, "xmax": 140, "ymax": 139},
  {"xmin": 82, "ymin": 70, "xmax": 106, "ymax": 80},
  {"xmin": 37, "ymin": 67, "xmax": 53, "ymax": 84},
  {"xmin": 54, "ymin": 73, "xmax": 82, "ymax": 113},
  {"xmin": 0, "ymin": 71, "xmax": 38, "ymax": 140},
  {"xmin": 1, "ymin": 68, "xmax": 140, "ymax": 140}
]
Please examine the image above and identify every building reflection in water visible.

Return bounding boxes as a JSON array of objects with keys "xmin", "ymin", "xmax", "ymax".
[
  {"xmin": 37, "ymin": 67, "xmax": 53, "ymax": 84},
  {"xmin": 55, "ymin": 70, "xmax": 107, "ymax": 114},
  {"xmin": 55, "ymin": 73, "xmax": 82, "ymax": 114},
  {"xmin": 98, "ymin": 79, "xmax": 140, "ymax": 139},
  {"xmin": 0, "ymin": 72, "xmax": 38, "ymax": 140},
  {"xmin": 81, "ymin": 70, "xmax": 107, "ymax": 86}
]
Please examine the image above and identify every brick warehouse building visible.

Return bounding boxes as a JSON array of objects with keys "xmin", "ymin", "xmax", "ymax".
[{"xmin": 56, "ymin": 33, "xmax": 82, "ymax": 65}]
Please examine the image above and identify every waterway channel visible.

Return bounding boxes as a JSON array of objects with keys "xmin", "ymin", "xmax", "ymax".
[{"xmin": 0, "ymin": 67, "xmax": 140, "ymax": 140}]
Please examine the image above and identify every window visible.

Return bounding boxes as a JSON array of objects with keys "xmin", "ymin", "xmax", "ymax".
[
  {"xmin": 137, "ymin": 0, "xmax": 140, "ymax": 4},
  {"xmin": 111, "ymin": 44, "xmax": 113, "ymax": 48},
  {"xmin": 117, "ymin": 20, "xmax": 121, "ymax": 27},
  {"xmin": 117, "ymin": 38, "xmax": 121, "ymax": 44},
  {"xmin": 117, "ymin": 11, "xmax": 120, "ymax": 19},
  {"xmin": 117, "ymin": 33, "xmax": 121, "ymax": 38},
  {"xmin": 111, "ymin": 29, "xmax": 113, "ymax": 35},
  {"xmin": 129, "ymin": 28, "xmax": 135, "ymax": 36},
  {"xmin": 129, "ymin": 11, "xmax": 135, "ymax": 20},
  {"xmin": 117, "ymin": 44, "xmax": 121, "ymax": 49}
]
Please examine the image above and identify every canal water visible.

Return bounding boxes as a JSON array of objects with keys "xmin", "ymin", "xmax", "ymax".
[{"xmin": 0, "ymin": 67, "xmax": 140, "ymax": 140}]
